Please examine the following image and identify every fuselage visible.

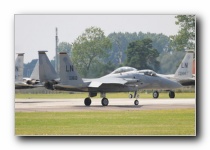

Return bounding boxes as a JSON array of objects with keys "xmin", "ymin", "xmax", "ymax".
[{"xmin": 54, "ymin": 70, "xmax": 182, "ymax": 92}]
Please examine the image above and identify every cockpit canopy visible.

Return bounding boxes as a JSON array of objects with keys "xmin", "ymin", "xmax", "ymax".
[
  {"xmin": 138, "ymin": 69, "xmax": 157, "ymax": 76},
  {"xmin": 110, "ymin": 66, "xmax": 137, "ymax": 74}
]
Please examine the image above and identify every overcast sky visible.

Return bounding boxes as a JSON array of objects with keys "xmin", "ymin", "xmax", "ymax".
[{"xmin": 15, "ymin": 15, "xmax": 179, "ymax": 63}]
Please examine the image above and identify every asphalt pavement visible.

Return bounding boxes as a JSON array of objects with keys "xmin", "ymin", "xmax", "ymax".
[{"xmin": 15, "ymin": 98, "xmax": 195, "ymax": 112}]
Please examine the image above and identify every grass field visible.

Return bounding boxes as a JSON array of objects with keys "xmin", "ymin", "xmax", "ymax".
[
  {"xmin": 15, "ymin": 108, "xmax": 195, "ymax": 136},
  {"xmin": 15, "ymin": 92, "xmax": 195, "ymax": 99}
]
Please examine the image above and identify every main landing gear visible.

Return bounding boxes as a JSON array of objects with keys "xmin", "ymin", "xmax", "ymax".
[
  {"xmin": 152, "ymin": 90, "xmax": 175, "ymax": 99},
  {"xmin": 101, "ymin": 97, "xmax": 109, "ymax": 106},
  {"xmin": 84, "ymin": 91, "xmax": 141, "ymax": 107},
  {"xmin": 153, "ymin": 91, "xmax": 159, "ymax": 99},
  {"xmin": 84, "ymin": 92, "xmax": 109, "ymax": 106},
  {"xmin": 169, "ymin": 91, "xmax": 175, "ymax": 98},
  {"xmin": 129, "ymin": 91, "xmax": 139, "ymax": 105},
  {"xmin": 84, "ymin": 97, "xmax": 91, "ymax": 106}
]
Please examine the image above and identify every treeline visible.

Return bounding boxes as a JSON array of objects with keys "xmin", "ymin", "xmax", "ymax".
[
  {"xmin": 108, "ymin": 32, "xmax": 171, "ymax": 65},
  {"xmin": 23, "ymin": 31, "xmax": 185, "ymax": 78}
]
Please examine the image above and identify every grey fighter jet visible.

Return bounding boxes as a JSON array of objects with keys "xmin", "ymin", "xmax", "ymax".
[
  {"xmin": 151, "ymin": 50, "xmax": 195, "ymax": 98},
  {"xmin": 15, "ymin": 53, "xmax": 41, "ymax": 89},
  {"xmin": 120, "ymin": 51, "xmax": 195, "ymax": 99},
  {"xmin": 15, "ymin": 53, "xmax": 34, "ymax": 89},
  {"xmin": 49, "ymin": 52, "xmax": 182, "ymax": 106},
  {"xmin": 158, "ymin": 50, "xmax": 195, "ymax": 86}
]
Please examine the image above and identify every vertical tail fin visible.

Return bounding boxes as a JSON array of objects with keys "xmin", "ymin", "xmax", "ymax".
[
  {"xmin": 174, "ymin": 51, "xmax": 194, "ymax": 79},
  {"xmin": 30, "ymin": 59, "xmax": 39, "ymax": 80},
  {"xmin": 15, "ymin": 53, "xmax": 24, "ymax": 82},
  {"xmin": 59, "ymin": 52, "xmax": 85, "ymax": 87},
  {"xmin": 38, "ymin": 51, "xmax": 58, "ymax": 82}
]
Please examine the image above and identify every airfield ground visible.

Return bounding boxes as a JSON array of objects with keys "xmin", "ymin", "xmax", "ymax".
[
  {"xmin": 15, "ymin": 109, "xmax": 195, "ymax": 135},
  {"xmin": 15, "ymin": 92, "xmax": 196, "ymax": 136},
  {"xmin": 15, "ymin": 98, "xmax": 195, "ymax": 112}
]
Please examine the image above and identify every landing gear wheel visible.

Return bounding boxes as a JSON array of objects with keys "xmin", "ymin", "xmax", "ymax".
[
  {"xmin": 84, "ymin": 97, "xmax": 91, "ymax": 106},
  {"xmin": 169, "ymin": 91, "xmax": 175, "ymax": 98},
  {"xmin": 129, "ymin": 94, "xmax": 133, "ymax": 99},
  {"xmin": 134, "ymin": 100, "xmax": 139, "ymax": 105},
  {"xmin": 153, "ymin": 91, "xmax": 159, "ymax": 99},
  {"xmin": 101, "ymin": 98, "xmax": 109, "ymax": 106}
]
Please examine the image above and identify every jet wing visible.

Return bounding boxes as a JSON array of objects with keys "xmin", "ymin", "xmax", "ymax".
[{"xmin": 88, "ymin": 78, "xmax": 128, "ymax": 88}]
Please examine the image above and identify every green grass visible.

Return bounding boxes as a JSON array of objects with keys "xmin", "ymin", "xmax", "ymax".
[
  {"xmin": 15, "ymin": 109, "xmax": 195, "ymax": 135},
  {"xmin": 15, "ymin": 92, "xmax": 195, "ymax": 99}
]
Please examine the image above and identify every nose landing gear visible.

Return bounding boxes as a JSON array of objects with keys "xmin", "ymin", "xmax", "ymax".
[
  {"xmin": 129, "ymin": 91, "xmax": 139, "ymax": 105},
  {"xmin": 134, "ymin": 99, "xmax": 139, "ymax": 105}
]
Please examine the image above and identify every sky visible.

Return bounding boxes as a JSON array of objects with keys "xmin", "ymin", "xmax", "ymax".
[{"xmin": 15, "ymin": 15, "xmax": 179, "ymax": 63}]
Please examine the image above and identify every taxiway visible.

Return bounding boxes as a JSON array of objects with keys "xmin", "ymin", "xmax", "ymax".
[{"xmin": 15, "ymin": 98, "xmax": 195, "ymax": 112}]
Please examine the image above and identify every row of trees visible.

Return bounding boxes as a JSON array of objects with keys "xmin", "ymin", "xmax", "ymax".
[
  {"xmin": 170, "ymin": 15, "xmax": 195, "ymax": 51},
  {"xmin": 23, "ymin": 15, "xmax": 195, "ymax": 78}
]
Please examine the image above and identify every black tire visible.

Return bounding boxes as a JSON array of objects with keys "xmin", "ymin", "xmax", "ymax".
[
  {"xmin": 134, "ymin": 100, "xmax": 139, "ymax": 105},
  {"xmin": 169, "ymin": 91, "xmax": 175, "ymax": 98},
  {"xmin": 84, "ymin": 97, "xmax": 91, "ymax": 106},
  {"xmin": 153, "ymin": 91, "xmax": 159, "ymax": 99},
  {"xmin": 129, "ymin": 94, "xmax": 133, "ymax": 99},
  {"xmin": 101, "ymin": 98, "xmax": 109, "ymax": 106}
]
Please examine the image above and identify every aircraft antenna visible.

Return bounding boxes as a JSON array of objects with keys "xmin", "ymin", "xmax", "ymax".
[{"xmin": 55, "ymin": 27, "xmax": 59, "ymax": 74}]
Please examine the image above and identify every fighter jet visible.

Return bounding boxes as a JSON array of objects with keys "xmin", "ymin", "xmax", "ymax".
[
  {"xmin": 99, "ymin": 51, "xmax": 195, "ymax": 99},
  {"xmin": 151, "ymin": 50, "xmax": 195, "ymax": 98},
  {"xmin": 15, "ymin": 53, "xmax": 41, "ymax": 89},
  {"xmin": 43, "ymin": 52, "xmax": 181, "ymax": 106},
  {"xmin": 159, "ymin": 50, "xmax": 195, "ymax": 86},
  {"xmin": 15, "ymin": 53, "xmax": 34, "ymax": 89}
]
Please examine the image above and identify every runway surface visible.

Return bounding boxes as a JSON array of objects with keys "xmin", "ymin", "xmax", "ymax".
[{"xmin": 15, "ymin": 98, "xmax": 195, "ymax": 112}]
